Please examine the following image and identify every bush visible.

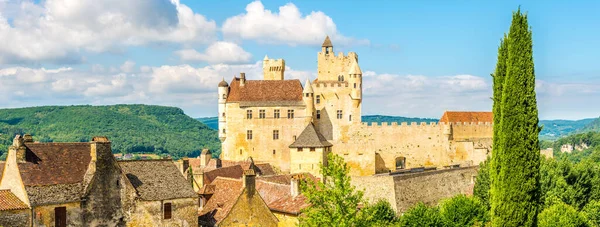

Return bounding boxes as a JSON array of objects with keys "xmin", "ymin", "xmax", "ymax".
[
  {"xmin": 358, "ymin": 200, "xmax": 399, "ymax": 226},
  {"xmin": 538, "ymin": 202, "xmax": 587, "ymax": 227},
  {"xmin": 438, "ymin": 195, "xmax": 488, "ymax": 227},
  {"xmin": 583, "ymin": 200, "xmax": 600, "ymax": 227},
  {"xmin": 400, "ymin": 203, "xmax": 445, "ymax": 227}
]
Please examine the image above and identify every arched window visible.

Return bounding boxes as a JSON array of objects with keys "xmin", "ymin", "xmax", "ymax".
[{"xmin": 395, "ymin": 157, "xmax": 406, "ymax": 170}]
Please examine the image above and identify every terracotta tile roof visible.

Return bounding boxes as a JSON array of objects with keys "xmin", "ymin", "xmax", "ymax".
[
  {"xmin": 439, "ymin": 111, "xmax": 493, "ymax": 123},
  {"xmin": 198, "ymin": 177, "xmax": 244, "ymax": 225},
  {"xmin": 258, "ymin": 173, "xmax": 319, "ymax": 185},
  {"xmin": 118, "ymin": 159, "xmax": 197, "ymax": 201},
  {"xmin": 200, "ymin": 177, "xmax": 310, "ymax": 218},
  {"xmin": 255, "ymin": 163, "xmax": 276, "ymax": 176},
  {"xmin": 289, "ymin": 123, "xmax": 332, "ymax": 148},
  {"xmin": 226, "ymin": 78, "xmax": 303, "ymax": 105},
  {"xmin": 189, "ymin": 158, "xmax": 275, "ymax": 176},
  {"xmin": 0, "ymin": 190, "xmax": 28, "ymax": 211},
  {"xmin": 19, "ymin": 143, "xmax": 92, "ymax": 186},
  {"xmin": 203, "ymin": 165, "xmax": 244, "ymax": 185}
]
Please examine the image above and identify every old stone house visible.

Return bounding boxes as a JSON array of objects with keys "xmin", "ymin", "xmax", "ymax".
[
  {"xmin": 0, "ymin": 188, "xmax": 30, "ymax": 226},
  {"xmin": 0, "ymin": 135, "xmax": 198, "ymax": 227},
  {"xmin": 118, "ymin": 159, "xmax": 199, "ymax": 226},
  {"xmin": 198, "ymin": 169, "xmax": 279, "ymax": 227}
]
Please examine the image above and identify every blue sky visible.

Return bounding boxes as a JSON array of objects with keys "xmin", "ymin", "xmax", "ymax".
[{"xmin": 0, "ymin": 0, "xmax": 598, "ymax": 120}]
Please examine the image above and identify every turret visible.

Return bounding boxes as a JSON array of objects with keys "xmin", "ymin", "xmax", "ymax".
[
  {"xmin": 218, "ymin": 78, "xmax": 229, "ymax": 141},
  {"xmin": 303, "ymin": 78, "xmax": 314, "ymax": 123},
  {"xmin": 321, "ymin": 36, "xmax": 333, "ymax": 55},
  {"xmin": 263, "ymin": 55, "xmax": 285, "ymax": 80}
]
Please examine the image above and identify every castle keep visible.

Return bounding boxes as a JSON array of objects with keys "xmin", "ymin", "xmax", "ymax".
[{"xmin": 219, "ymin": 36, "xmax": 493, "ymax": 176}]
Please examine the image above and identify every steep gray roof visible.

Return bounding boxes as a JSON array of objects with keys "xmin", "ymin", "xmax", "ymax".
[
  {"xmin": 118, "ymin": 160, "xmax": 197, "ymax": 201},
  {"xmin": 289, "ymin": 123, "xmax": 332, "ymax": 148},
  {"xmin": 322, "ymin": 36, "xmax": 333, "ymax": 47}
]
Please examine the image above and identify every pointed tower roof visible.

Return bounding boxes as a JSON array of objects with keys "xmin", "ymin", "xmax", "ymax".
[
  {"xmin": 322, "ymin": 36, "xmax": 333, "ymax": 47},
  {"xmin": 218, "ymin": 78, "xmax": 229, "ymax": 87},
  {"xmin": 289, "ymin": 123, "xmax": 332, "ymax": 148},
  {"xmin": 348, "ymin": 60, "xmax": 362, "ymax": 75},
  {"xmin": 303, "ymin": 78, "xmax": 313, "ymax": 93},
  {"xmin": 263, "ymin": 55, "xmax": 269, "ymax": 61}
]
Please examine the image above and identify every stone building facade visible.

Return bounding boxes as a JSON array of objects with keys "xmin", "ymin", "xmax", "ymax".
[
  {"xmin": 219, "ymin": 36, "xmax": 494, "ymax": 176},
  {"xmin": 0, "ymin": 135, "xmax": 198, "ymax": 227}
]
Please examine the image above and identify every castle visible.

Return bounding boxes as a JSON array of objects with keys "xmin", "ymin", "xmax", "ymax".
[{"xmin": 218, "ymin": 36, "xmax": 493, "ymax": 176}]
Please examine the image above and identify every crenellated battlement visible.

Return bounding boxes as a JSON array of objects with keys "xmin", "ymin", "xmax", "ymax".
[
  {"xmin": 358, "ymin": 121, "xmax": 493, "ymax": 128},
  {"xmin": 313, "ymin": 81, "xmax": 349, "ymax": 88}
]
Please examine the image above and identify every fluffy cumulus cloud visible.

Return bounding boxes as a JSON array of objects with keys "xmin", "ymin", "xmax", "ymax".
[
  {"xmin": 0, "ymin": 0, "xmax": 217, "ymax": 63},
  {"xmin": 175, "ymin": 42, "xmax": 252, "ymax": 64},
  {"xmin": 222, "ymin": 1, "xmax": 368, "ymax": 46}
]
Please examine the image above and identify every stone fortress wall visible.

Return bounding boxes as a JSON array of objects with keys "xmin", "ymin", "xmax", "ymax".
[{"xmin": 331, "ymin": 121, "xmax": 492, "ymax": 176}]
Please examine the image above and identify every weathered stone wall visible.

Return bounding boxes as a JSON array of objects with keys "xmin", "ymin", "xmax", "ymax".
[
  {"xmin": 83, "ymin": 141, "xmax": 136, "ymax": 226},
  {"xmin": 353, "ymin": 166, "xmax": 478, "ymax": 214},
  {"xmin": 220, "ymin": 188, "xmax": 279, "ymax": 227},
  {"xmin": 274, "ymin": 212, "xmax": 299, "ymax": 227},
  {"xmin": 290, "ymin": 147, "xmax": 329, "ymax": 178},
  {"xmin": 222, "ymin": 102, "xmax": 308, "ymax": 171},
  {"xmin": 0, "ymin": 209, "xmax": 30, "ymax": 227},
  {"xmin": 128, "ymin": 198, "xmax": 198, "ymax": 227},
  {"xmin": 263, "ymin": 58, "xmax": 285, "ymax": 80},
  {"xmin": 313, "ymin": 81, "xmax": 360, "ymax": 142},
  {"xmin": 33, "ymin": 202, "xmax": 82, "ymax": 226},
  {"xmin": 316, "ymin": 51, "xmax": 357, "ymax": 81}
]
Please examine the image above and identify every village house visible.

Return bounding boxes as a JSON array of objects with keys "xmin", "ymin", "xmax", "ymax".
[
  {"xmin": 198, "ymin": 172, "xmax": 311, "ymax": 227},
  {"xmin": 0, "ymin": 135, "xmax": 198, "ymax": 227}
]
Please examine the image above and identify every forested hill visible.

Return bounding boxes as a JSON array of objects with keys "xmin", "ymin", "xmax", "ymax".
[{"xmin": 0, "ymin": 105, "xmax": 220, "ymax": 160}]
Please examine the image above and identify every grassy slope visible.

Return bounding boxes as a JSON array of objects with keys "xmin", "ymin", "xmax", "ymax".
[{"xmin": 0, "ymin": 105, "xmax": 220, "ymax": 159}]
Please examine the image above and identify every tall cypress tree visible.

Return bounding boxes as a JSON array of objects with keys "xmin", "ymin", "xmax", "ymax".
[
  {"xmin": 491, "ymin": 8, "xmax": 541, "ymax": 227},
  {"xmin": 490, "ymin": 36, "xmax": 508, "ymax": 217}
]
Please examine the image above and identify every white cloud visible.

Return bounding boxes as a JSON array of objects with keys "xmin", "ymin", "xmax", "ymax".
[
  {"xmin": 0, "ymin": 0, "xmax": 217, "ymax": 63},
  {"xmin": 120, "ymin": 61, "xmax": 136, "ymax": 73},
  {"xmin": 175, "ymin": 41, "xmax": 252, "ymax": 64},
  {"xmin": 222, "ymin": 1, "xmax": 368, "ymax": 46}
]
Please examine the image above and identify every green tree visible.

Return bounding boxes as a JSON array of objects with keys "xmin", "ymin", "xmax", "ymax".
[
  {"xmin": 583, "ymin": 200, "xmax": 600, "ymax": 227},
  {"xmin": 474, "ymin": 157, "xmax": 491, "ymax": 210},
  {"xmin": 439, "ymin": 195, "xmax": 489, "ymax": 227},
  {"xmin": 299, "ymin": 153, "xmax": 364, "ymax": 227},
  {"xmin": 538, "ymin": 202, "xmax": 587, "ymax": 227},
  {"xmin": 491, "ymin": 8, "xmax": 541, "ymax": 227},
  {"xmin": 400, "ymin": 203, "xmax": 445, "ymax": 227},
  {"xmin": 357, "ymin": 200, "xmax": 399, "ymax": 226}
]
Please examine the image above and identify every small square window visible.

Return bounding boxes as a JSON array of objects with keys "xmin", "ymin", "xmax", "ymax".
[
  {"xmin": 274, "ymin": 109, "xmax": 280, "ymax": 119},
  {"xmin": 164, "ymin": 203, "xmax": 172, "ymax": 220},
  {"xmin": 273, "ymin": 130, "xmax": 279, "ymax": 140},
  {"xmin": 247, "ymin": 130, "xmax": 253, "ymax": 140},
  {"xmin": 287, "ymin": 110, "xmax": 294, "ymax": 119},
  {"xmin": 337, "ymin": 110, "xmax": 343, "ymax": 119},
  {"xmin": 246, "ymin": 110, "xmax": 253, "ymax": 119},
  {"xmin": 316, "ymin": 95, "xmax": 320, "ymax": 104},
  {"xmin": 259, "ymin": 109, "xmax": 266, "ymax": 119},
  {"xmin": 316, "ymin": 110, "xmax": 321, "ymax": 119},
  {"xmin": 310, "ymin": 147, "xmax": 315, "ymax": 152}
]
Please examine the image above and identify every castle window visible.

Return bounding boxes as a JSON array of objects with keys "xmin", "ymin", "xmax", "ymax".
[
  {"xmin": 246, "ymin": 110, "xmax": 252, "ymax": 119},
  {"xmin": 163, "ymin": 202, "xmax": 172, "ymax": 220},
  {"xmin": 222, "ymin": 129, "xmax": 226, "ymax": 134},
  {"xmin": 337, "ymin": 110, "xmax": 343, "ymax": 119},
  {"xmin": 310, "ymin": 147, "xmax": 315, "ymax": 152},
  {"xmin": 293, "ymin": 135, "xmax": 297, "ymax": 141},
  {"xmin": 287, "ymin": 110, "xmax": 294, "ymax": 119},
  {"xmin": 240, "ymin": 149, "xmax": 242, "ymax": 155},
  {"xmin": 274, "ymin": 109, "xmax": 280, "ymax": 119},
  {"xmin": 316, "ymin": 95, "xmax": 320, "ymax": 104},
  {"xmin": 222, "ymin": 94, "xmax": 226, "ymax": 99},
  {"xmin": 273, "ymin": 130, "xmax": 279, "ymax": 140},
  {"xmin": 222, "ymin": 112, "xmax": 225, "ymax": 117},
  {"xmin": 349, "ymin": 115, "xmax": 352, "ymax": 121},
  {"xmin": 273, "ymin": 150, "xmax": 276, "ymax": 155},
  {"xmin": 395, "ymin": 157, "xmax": 406, "ymax": 170},
  {"xmin": 354, "ymin": 83, "xmax": 356, "ymax": 88},
  {"xmin": 259, "ymin": 109, "xmax": 266, "ymax": 119},
  {"xmin": 316, "ymin": 110, "xmax": 321, "ymax": 119},
  {"xmin": 247, "ymin": 130, "xmax": 253, "ymax": 140}
]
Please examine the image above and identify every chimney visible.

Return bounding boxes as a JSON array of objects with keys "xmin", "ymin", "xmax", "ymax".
[
  {"xmin": 182, "ymin": 157, "xmax": 190, "ymax": 174},
  {"xmin": 216, "ymin": 158, "xmax": 222, "ymax": 169},
  {"xmin": 291, "ymin": 176, "xmax": 300, "ymax": 197},
  {"xmin": 243, "ymin": 169, "xmax": 256, "ymax": 197},
  {"xmin": 0, "ymin": 135, "xmax": 31, "ymax": 206},
  {"xmin": 12, "ymin": 135, "xmax": 26, "ymax": 162},
  {"xmin": 91, "ymin": 136, "xmax": 111, "ymax": 161},
  {"xmin": 240, "ymin": 73, "xmax": 246, "ymax": 86},
  {"xmin": 200, "ymin": 149, "xmax": 211, "ymax": 167},
  {"xmin": 23, "ymin": 134, "xmax": 33, "ymax": 143}
]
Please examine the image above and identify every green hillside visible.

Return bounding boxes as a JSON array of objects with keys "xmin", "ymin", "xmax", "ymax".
[
  {"xmin": 580, "ymin": 117, "xmax": 600, "ymax": 132},
  {"xmin": 539, "ymin": 118, "xmax": 597, "ymax": 140},
  {"xmin": 0, "ymin": 105, "xmax": 220, "ymax": 160}
]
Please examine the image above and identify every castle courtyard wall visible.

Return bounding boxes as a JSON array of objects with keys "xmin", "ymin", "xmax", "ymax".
[{"xmin": 352, "ymin": 166, "xmax": 478, "ymax": 214}]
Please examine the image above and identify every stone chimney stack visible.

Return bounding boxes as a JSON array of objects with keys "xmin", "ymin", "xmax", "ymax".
[
  {"xmin": 243, "ymin": 169, "xmax": 256, "ymax": 197},
  {"xmin": 12, "ymin": 135, "xmax": 26, "ymax": 163},
  {"xmin": 200, "ymin": 149, "xmax": 211, "ymax": 167},
  {"xmin": 182, "ymin": 157, "xmax": 190, "ymax": 174},
  {"xmin": 291, "ymin": 176, "xmax": 300, "ymax": 197},
  {"xmin": 240, "ymin": 73, "xmax": 246, "ymax": 86},
  {"xmin": 22, "ymin": 134, "xmax": 33, "ymax": 143},
  {"xmin": 91, "ymin": 136, "xmax": 112, "ymax": 162}
]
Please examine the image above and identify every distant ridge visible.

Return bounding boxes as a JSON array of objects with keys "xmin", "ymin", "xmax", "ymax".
[{"xmin": 0, "ymin": 105, "xmax": 220, "ymax": 160}]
